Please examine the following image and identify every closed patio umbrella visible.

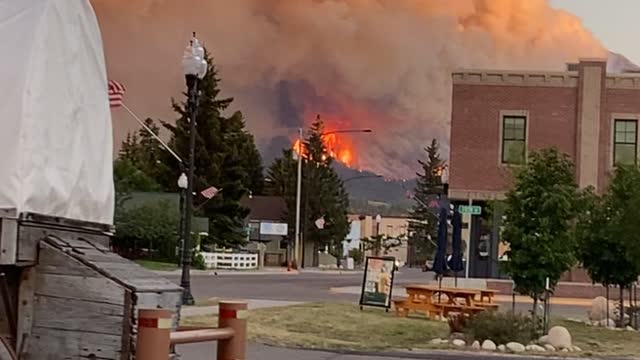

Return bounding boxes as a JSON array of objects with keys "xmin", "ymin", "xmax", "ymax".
[
  {"xmin": 432, "ymin": 206, "xmax": 448, "ymax": 278},
  {"xmin": 449, "ymin": 208, "xmax": 464, "ymax": 286}
]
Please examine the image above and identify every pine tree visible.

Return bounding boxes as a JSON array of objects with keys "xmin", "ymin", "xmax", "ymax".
[
  {"xmin": 408, "ymin": 139, "xmax": 444, "ymax": 264},
  {"xmin": 302, "ymin": 118, "xmax": 351, "ymax": 263},
  {"xmin": 267, "ymin": 117, "xmax": 350, "ymax": 264},
  {"xmin": 158, "ymin": 50, "xmax": 263, "ymax": 249}
]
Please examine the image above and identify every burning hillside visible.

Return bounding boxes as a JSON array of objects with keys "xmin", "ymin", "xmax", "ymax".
[{"xmin": 92, "ymin": 0, "xmax": 606, "ymax": 177}]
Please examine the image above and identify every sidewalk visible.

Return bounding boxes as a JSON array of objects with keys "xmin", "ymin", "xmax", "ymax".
[{"xmin": 154, "ymin": 267, "xmax": 365, "ymax": 277}]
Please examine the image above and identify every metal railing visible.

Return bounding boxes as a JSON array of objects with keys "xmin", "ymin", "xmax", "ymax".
[{"xmin": 137, "ymin": 301, "xmax": 248, "ymax": 360}]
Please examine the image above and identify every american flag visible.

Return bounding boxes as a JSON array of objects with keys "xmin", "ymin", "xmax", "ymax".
[
  {"xmin": 108, "ymin": 80, "xmax": 126, "ymax": 108},
  {"xmin": 200, "ymin": 186, "xmax": 220, "ymax": 199}
]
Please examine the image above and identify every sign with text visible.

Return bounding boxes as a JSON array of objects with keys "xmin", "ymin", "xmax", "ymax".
[
  {"xmin": 458, "ymin": 205, "xmax": 482, "ymax": 215},
  {"xmin": 359, "ymin": 256, "xmax": 396, "ymax": 309},
  {"xmin": 259, "ymin": 222, "xmax": 288, "ymax": 236}
]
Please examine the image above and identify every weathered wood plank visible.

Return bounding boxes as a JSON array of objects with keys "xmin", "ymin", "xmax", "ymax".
[
  {"xmin": 35, "ymin": 273, "xmax": 125, "ymax": 305},
  {"xmin": 28, "ymin": 326, "xmax": 122, "ymax": 359},
  {"xmin": 17, "ymin": 223, "xmax": 40, "ymax": 263},
  {"xmin": 120, "ymin": 290, "xmax": 132, "ymax": 360},
  {"xmin": 37, "ymin": 243, "xmax": 100, "ymax": 277},
  {"xmin": 32, "ymin": 295, "xmax": 124, "ymax": 334},
  {"xmin": 0, "ymin": 217, "xmax": 18, "ymax": 264},
  {"xmin": 17, "ymin": 267, "xmax": 36, "ymax": 352}
]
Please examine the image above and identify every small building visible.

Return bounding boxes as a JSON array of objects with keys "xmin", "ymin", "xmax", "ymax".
[
  {"xmin": 241, "ymin": 195, "xmax": 289, "ymax": 267},
  {"xmin": 449, "ymin": 58, "xmax": 640, "ymax": 278},
  {"xmin": 344, "ymin": 215, "xmax": 410, "ymax": 266}
]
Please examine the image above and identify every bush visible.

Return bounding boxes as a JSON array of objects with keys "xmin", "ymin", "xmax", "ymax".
[
  {"xmin": 464, "ymin": 311, "xmax": 536, "ymax": 345},
  {"xmin": 348, "ymin": 248, "xmax": 364, "ymax": 264},
  {"xmin": 192, "ymin": 252, "xmax": 206, "ymax": 270},
  {"xmin": 447, "ymin": 313, "xmax": 467, "ymax": 334}
]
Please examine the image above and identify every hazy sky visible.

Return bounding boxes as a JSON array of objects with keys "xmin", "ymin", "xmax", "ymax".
[{"xmin": 551, "ymin": 0, "xmax": 640, "ymax": 64}]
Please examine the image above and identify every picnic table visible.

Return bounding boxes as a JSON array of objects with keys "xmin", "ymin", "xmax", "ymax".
[{"xmin": 393, "ymin": 284, "xmax": 499, "ymax": 319}]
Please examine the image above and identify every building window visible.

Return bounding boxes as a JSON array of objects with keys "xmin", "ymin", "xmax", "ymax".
[
  {"xmin": 501, "ymin": 115, "xmax": 526, "ymax": 165},
  {"xmin": 614, "ymin": 119, "xmax": 637, "ymax": 166}
]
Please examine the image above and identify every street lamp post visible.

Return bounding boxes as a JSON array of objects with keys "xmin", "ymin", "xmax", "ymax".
[
  {"xmin": 375, "ymin": 214, "xmax": 382, "ymax": 256},
  {"xmin": 179, "ymin": 33, "xmax": 208, "ymax": 306},
  {"xmin": 177, "ymin": 173, "xmax": 188, "ymax": 266},
  {"xmin": 292, "ymin": 124, "xmax": 372, "ymax": 269}
]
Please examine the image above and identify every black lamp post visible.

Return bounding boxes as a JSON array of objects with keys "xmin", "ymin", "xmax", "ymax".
[{"xmin": 179, "ymin": 32, "xmax": 208, "ymax": 306}]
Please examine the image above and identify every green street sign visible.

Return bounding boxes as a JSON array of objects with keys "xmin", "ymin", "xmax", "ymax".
[{"xmin": 458, "ymin": 205, "xmax": 482, "ymax": 215}]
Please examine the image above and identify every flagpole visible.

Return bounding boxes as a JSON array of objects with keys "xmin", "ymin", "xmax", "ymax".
[{"xmin": 121, "ymin": 103, "xmax": 184, "ymax": 165}]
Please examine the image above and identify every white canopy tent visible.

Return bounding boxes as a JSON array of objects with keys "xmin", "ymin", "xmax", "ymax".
[{"xmin": 0, "ymin": 0, "xmax": 114, "ymax": 224}]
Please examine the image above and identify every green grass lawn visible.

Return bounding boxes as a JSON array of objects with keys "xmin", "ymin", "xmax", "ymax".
[
  {"xmin": 135, "ymin": 259, "xmax": 179, "ymax": 271},
  {"xmin": 184, "ymin": 303, "xmax": 449, "ymax": 351},
  {"xmin": 183, "ymin": 303, "xmax": 640, "ymax": 357},
  {"xmin": 558, "ymin": 319, "xmax": 640, "ymax": 358}
]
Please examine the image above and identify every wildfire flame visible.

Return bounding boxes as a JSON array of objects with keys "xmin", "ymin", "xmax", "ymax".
[{"xmin": 292, "ymin": 133, "xmax": 355, "ymax": 167}]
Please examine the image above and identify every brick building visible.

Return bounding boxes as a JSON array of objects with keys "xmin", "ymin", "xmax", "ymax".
[{"xmin": 449, "ymin": 58, "xmax": 640, "ymax": 278}]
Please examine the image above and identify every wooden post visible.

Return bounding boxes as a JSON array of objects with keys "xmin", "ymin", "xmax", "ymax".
[
  {"xmin": 137, "ymin": 309, "xmax": 172, "ymax": 360},
  {"xmin": 217, "ymin": 301, "xmax": 248, "ymax": 360}
]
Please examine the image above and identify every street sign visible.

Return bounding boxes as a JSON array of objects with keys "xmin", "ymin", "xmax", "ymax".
[{"xmin": 458, "ymin": 205, "xmax": 482, "ymax": 215}]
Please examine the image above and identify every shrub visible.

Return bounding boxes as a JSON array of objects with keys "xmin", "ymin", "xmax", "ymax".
[
  {"xmin": 348, "ymin": 248, "xmax": 364, "ymax": 264},
  {"xmin": 464, "ymin": 311, "xmax": 536, "ymax": 345},
  {"xmin": 192, "ymin": 252, "xmax": 206, "ymax": 270},
  {"xmin": 447, "ymin": 313, "xmax": 467, "ymax": 334}
]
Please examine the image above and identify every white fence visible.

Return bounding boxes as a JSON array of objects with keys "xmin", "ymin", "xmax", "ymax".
[{"xmin": 201, "ymin": 252, "xmax": 258, "ymax": 270}]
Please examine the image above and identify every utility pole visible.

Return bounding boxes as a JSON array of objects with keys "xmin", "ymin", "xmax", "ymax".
[{"xmin": 294, "ymin": 128, "xmax": 303, "ymax": 268}]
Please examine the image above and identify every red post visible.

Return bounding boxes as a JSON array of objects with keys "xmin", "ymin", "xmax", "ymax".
[
  {"xmin": 137, "ymin": 309, "xmax": 172, "ymax": 360},
  {"xmin": 217, "ymin": 301, "xmax": 248, "ymax": 360}
]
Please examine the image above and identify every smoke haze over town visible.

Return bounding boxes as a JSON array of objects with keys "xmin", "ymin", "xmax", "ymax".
[{"xmin": 93, "ymin": 0, "xmax": 608, "ymax": 177}]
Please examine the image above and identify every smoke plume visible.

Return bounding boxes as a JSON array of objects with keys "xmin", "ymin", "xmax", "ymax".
[{"xmin": 92, "ymin": 0, "xmax": 606, "ymax": 178}]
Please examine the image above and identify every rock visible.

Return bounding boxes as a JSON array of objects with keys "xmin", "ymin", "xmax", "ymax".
[
  {"xmin": 544, "ymin": 344, "xmax": 556, "ymax": 352},
  {"xmin": 497, "ymin": 345, "xmax": 506, "ymax": 352},
  {"xmin": 526, "ymin": 344, "xmax": 546, "ymax": 352},
  {"xmin": 430, "ymin": 338, "xmax": 443, "ymax": 345},
  {"xmin": 481, "ymin": 340, "xmax": 497, "ymax": 351},
  {"xmin": 471, "ymin": 340, "xmax": 480, "ymax": 350},
  {"xmin": 449, "ymin": 332, "xmax": 466, "ymax": 341},
  {"xmin": 506, "ymin": 342, "xmax": 526, "ymax": 353},
  {"xmin": 548, "ymin": 326, "xmax": 572, "ymax": 350},
  {"xmin": 626, "ymin": 326, "xmax": 636, "ymax": 332},
  {"xmin": 572, "ymin": 345, "xmax": 582, "ymax": 352},
  {"xmin": 452, "ymin": 339, "xmax": 466, "ymax": 347},
  {"xmin": 561, "ymin": 348, "xmax": 569, "ymax": 353},
  {"xmin": 589, "ymin": 296, "xmax": 616, "ymax": 322},
  {"xmin": 538, "ymin": 335, "xmax": 549, "ymax": 345}
]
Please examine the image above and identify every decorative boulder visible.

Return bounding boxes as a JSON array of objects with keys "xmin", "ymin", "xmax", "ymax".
[
  {"xmin": 544, "ymin": 344, "xmax": 556, "ymax": 352},
  {"xmin": 548, "ymin": 326, "xmax": 572, "ymax": 350},
  {"xmin": 452, "ymin": 339, "xmax": 466, "ymax": 347},
  {"xmin": 471, "ymin": 340, "xmax": 480, "ymax": 350},
  {"xmin": 598, "ymin": 318, "xmax": 616, "ymax": 329},
  {"xmin": 588, "ymin": 296, "xmax": 615, "ymax": 321},
  {"xmin": 482, "ymin": 340, "xmax": 497, "ymax": 351},
  {"xmin": 506, "ymin": 342, "xmax": 525, "ymax": 353},
  {"xmin": 526, "ymin": 344, "xmax": 546, "ymax": 352},
  {"xmin": 538, "ymin": 335, "xmax": 549, "ymax": 345},
  {"xmin": 498, "ymin": 345, "xmax": 506, "ymax": 352}
]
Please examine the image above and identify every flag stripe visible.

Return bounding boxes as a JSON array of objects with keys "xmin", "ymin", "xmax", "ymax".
[
  {"xmin": 108, "ymin": 80, "xmax": 126, "ymax": 108},
  {"xmin": 200, "ymin": 186, "xmax": 219, "ymax": 199}
]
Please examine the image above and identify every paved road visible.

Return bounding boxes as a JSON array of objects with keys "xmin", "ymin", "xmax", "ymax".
[
  {"xmin": 165, "ymin": 268, "xmax": 589, "ymax": 318},
  {"xmin": 177, "ymin": 343, "xmax": 581, "ymax": 360}
]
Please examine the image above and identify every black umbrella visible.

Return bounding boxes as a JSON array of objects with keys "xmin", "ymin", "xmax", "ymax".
[
  {"xmin": 432, "ymin": 206, "xmax": 448, "ymax": 277},
  {"xmin": 449, "ymin": 208, "xmax": 465, "ymax": 276}
]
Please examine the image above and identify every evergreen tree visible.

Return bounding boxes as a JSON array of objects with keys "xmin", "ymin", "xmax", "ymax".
[
  {"xmin": 267, "ymin": 117, "xmax": 350, "ymax": 264},
  {"xmin": 158, "ymin": 50, "xmax": 263, "ymax": 249},
  {"xmin": 408, "ymin": 139, "xmax": 444, "ymax": 264},
  {"xmin": 302, "ymin": 118, "xmax": 351, "ymax": 263}
]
